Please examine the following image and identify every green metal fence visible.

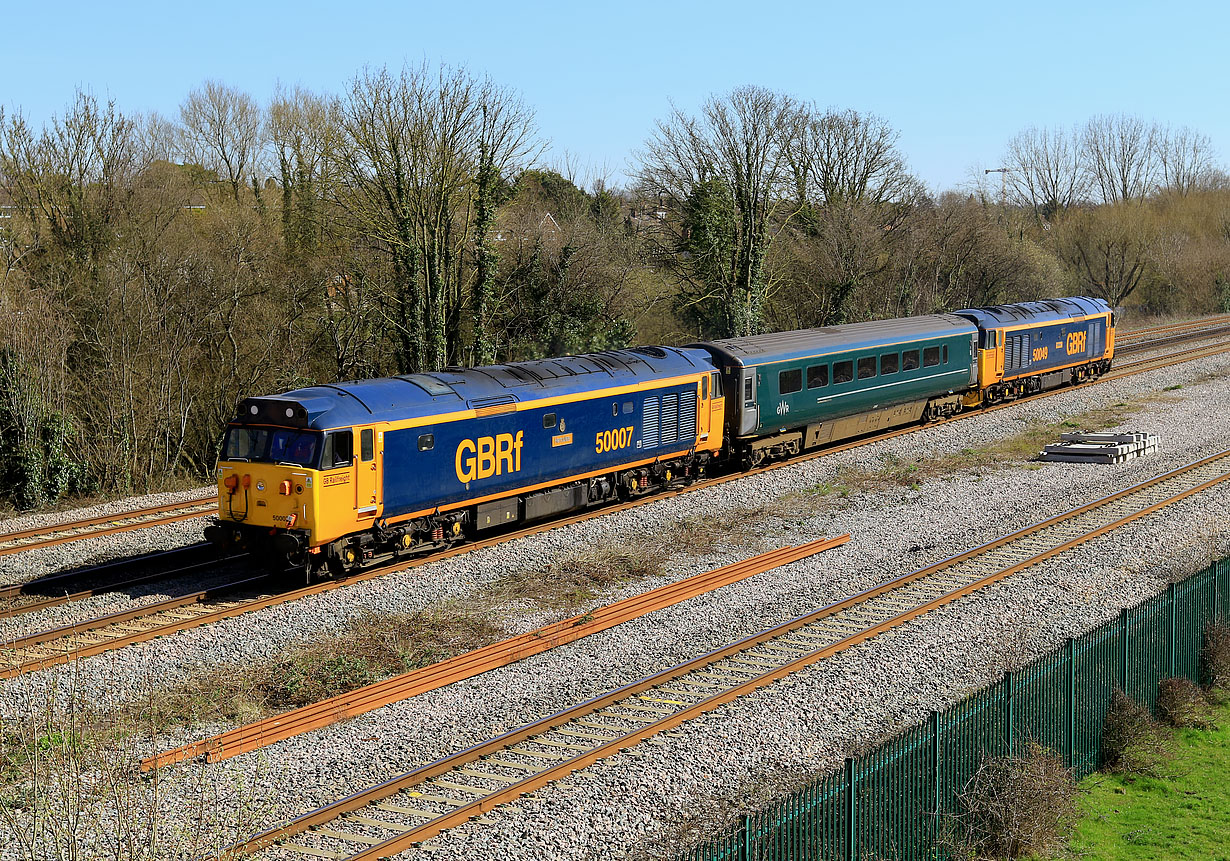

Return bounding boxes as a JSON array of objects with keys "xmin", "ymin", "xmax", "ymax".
[{"xmin": 677, "ymin": 558, "xmax": 1230, "ymax": 861}]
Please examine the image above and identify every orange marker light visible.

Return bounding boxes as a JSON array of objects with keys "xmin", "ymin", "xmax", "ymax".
[{"xmin": 279, "ymin": 480, "xmax": 292, "ymax": 496}]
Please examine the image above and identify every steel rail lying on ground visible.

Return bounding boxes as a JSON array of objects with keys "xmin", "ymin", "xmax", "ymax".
[
  {"xmin": 142, "ymin": 534, "xmax": 850, "ymax": 771},
  {"xmin": 217, "ymin": 450, "xmax": 1230, "ymax": 861}
]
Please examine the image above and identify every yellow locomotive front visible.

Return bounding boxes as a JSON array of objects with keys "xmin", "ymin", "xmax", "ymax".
[{"xmin": 209, "ymin": 422, "xmax": 322, "ymax": 566}]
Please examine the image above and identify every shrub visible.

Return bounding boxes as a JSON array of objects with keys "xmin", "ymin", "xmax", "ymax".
[
  {"xmin": 1157, "ymin": 677, "xmax": 1216, "ymax": 729},
  {"xmin": 1202, "ymin": 619, "xmax": 1230, "ymax": 695},
  {"xmin": 1101, "ymin": 689, "xmax": 1175, "ymax": 777},
  {"xmin": 950, "ymin": 741, "xmax": 1080, "ymax": 859}
]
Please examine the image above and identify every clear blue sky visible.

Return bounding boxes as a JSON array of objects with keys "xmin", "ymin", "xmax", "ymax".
[{"xmin": 7, "ymin": 0, "xmax": 1227, "ymax": 192}]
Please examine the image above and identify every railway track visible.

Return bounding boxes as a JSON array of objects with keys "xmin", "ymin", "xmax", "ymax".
[
  {"xmin": 0, "ymin": 569, "xmax": 271, "ymax": 679},
  {"xmin": 1117, "ymin": 314, "xmax": 1230, "ymax": 343},
  {"xmin": 0, "ymin": 497, "xmax": 217, "ymax": 559},
  {"xmin": 219, "ymin": 449, "xmax": 1230, "ymax": 861},
  {"xmin": 3, "ymin": 336, "xmax": 1226, "ymax": 684},
  {"xmin": 0, "ymin": 544, "xmax": 234, "ymax": 619}
]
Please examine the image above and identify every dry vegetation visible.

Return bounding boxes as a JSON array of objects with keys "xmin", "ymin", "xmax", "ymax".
[
  {"xmin": 1101, "ymin": 689, "xmax": 1177, "ymax": 777},
  {"xmin": 945, "ymin": 742, "xmax": 1081, "ymax": 860}
]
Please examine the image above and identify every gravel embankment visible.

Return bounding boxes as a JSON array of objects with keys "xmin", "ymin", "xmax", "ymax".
[{"xmin": 2, "ymin": 344, "xmax": 1229, "ymax": 861}]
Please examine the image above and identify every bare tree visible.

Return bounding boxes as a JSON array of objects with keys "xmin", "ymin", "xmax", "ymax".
[
  {"xmin": 1155, "ymin": 125, "xmax": 1218, "ymax": 195},
  {"xmin": 335, "ymin": 63, "xmax": 538, "ymax": 372},
  {"xmin": 639, "ymin": 85, "xmax": 797, "ymax": 337},
  {"xmin": 786, "ymin": 107, "xmax": 921, "ymax": 209},
  {"xmin": 179, "ymin": 81, "xmax": 264, "ymax": 202},
  {"xmin": 268, "ymin": 85, "xmax": 343, "ymax": 252},
  {"xmin": 1083, "ymin": 113, "xmax": 1159, "ymax": 204},
  {"xmin": 1056, "ymin": 203, "xmax": 1155, "ymax": 307},
  {"xmin": 1004, "ymin": 125, "xmax": 1087, "ymax": 220}
]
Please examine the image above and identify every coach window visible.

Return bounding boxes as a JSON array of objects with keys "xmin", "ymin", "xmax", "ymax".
[
  {"xmin": 880, "ymin": 353, "xmax": 899, "ymax": 375},
  {"xmin": 360, "ymin": 428, "xmax": 374, "ymax": 461},
  {"xmin": 902, "ymin": 350, "xmax": 920, "ymax": 371},
  {"xmin": 857, "ymin": 356, "xmax": 876, "ymax": 380},
  {"xmin": 743, "ymin": 376, "xmax": 753, "ymax": 402},
  {"xmin": 923, "ymin": 346, "xmax": 940, "ymax": 367},
  {"xmin": 942, "ymin": 345, "xmax": 949, "ymax": 364},
  {"xmin": 323, "ymin": 430, "xmax": 353, "ymax": 468},
  {"xmin": 779, "ymin": 368, "xmax": 802, "ymax": 394},
  {"xmin": 417, "ymin": 433, "xmax": 435, "ymax": 451},
  {"xmin": 807, "ymin": 364, "xmax": 828, "ymax": 389},
  {"xmin": 543, "ymin": 413, "xmax": 557, "ymax": 429},
  {"xmin": 833, "ymin": 360, "xmax": 854, "ymax": 385}
]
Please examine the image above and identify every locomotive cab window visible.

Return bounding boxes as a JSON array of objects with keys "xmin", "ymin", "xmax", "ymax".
[
  {"xmin": 857, "ymin": 356, "xmax": 876, "ymax": 379},
  {"xmin": 923, "ymin": 346, "xmax": 940, "ymax": 367},
  {"xmin": 779, "ymin": 368, "xmax": 802, "ymax": 394},
  {"xmin": 902, "ymin": 350, "xmax": 920, "ymax": 371},
  {"xmin": 701, "ymin": 377, "xmax": 708, "ymax": 400},
  {"xmin": 833, "ymin": 360, "xmax": 854, "ymax": 384},
  {"xmin": 623, "ymin": 401, "xmax": 634, "ymax": 414},
  {"xmin": 417, "ymin": 433, "xmax": 435, "ymax": 451},
  {"xmin": 807, "ymin": 364, "xmax": 828, "ymax": 389},
  {"xmin": 880, "ymin": 353, "xmax": 899, "ymax": 375},
  {"xmin": 543, "ymin": 413, "xmax": 557, "ymax": 429},
  {"xmin": 321, "ymin": 430, "xmax": 353, "ymax": 469},
  {"xmin": 360, "ymin": 428, "xmax": 374, "ymax": 461}
]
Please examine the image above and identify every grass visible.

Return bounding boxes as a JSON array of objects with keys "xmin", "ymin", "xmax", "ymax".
[{"xmin": 1068, "ymin": 697, "xmax": 1230, "ymax": 860}]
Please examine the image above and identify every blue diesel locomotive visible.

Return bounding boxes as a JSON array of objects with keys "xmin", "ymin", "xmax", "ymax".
[{"xmin": 208, "ymin": 297, "xmax": 1113, "ymax": 576}]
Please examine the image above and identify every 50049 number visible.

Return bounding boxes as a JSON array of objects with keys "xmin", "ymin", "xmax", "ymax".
[{"xmin": 596, "ymin": 426, "xmax": 634, "ymax": 454}]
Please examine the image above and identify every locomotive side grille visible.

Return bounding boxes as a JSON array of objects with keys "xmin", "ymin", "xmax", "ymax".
[
  {"xmin": 661, "ymin": 394, "xmax": 679, "ymax": 445},
  {"xmin": 1005, "ymin": 335, "xmax": 1017, "ymax": 370},
  {"xmin": 642, "ymin": 397, "xmax": 660, "ymax": 448},
  {"xmin": 1020, "ymin": 335, "xmax": 1031, "ymax": 369},
  {"xmin": 678, "ymin": 390, "xmax": 697, "ymax": 439}
]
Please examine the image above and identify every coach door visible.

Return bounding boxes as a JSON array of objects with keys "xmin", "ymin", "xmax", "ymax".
[{"xmin": 356, "ymin": 427, "xmax": 377, "ymax": 518}]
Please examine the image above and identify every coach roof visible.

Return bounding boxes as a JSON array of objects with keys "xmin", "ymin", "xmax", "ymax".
[
  {"xmin": 692, "ymin": 314, "xmax": 977, "ymax": 368},
  {"xmin": 234, "ymin": 346, "xmax": 715, "ymax": 430}
]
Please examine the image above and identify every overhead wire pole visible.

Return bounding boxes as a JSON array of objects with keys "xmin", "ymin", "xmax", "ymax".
[{"xmin": 985, "ymin": 167, "xmax": 1008, "ymax": 207}]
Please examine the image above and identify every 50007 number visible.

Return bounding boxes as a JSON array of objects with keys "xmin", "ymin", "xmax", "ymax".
[{"xmin": 596, "ymin": 426, "xmax": 634, "ymax": 454}]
